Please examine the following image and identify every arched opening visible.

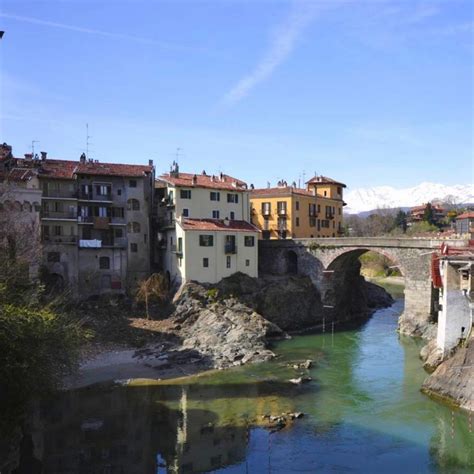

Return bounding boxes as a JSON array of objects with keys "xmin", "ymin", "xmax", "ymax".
[
  {"xmin": 323, "ymin": 249, "xmax": 404, "ymax": 321},
  {"xmin": 287, "ymin": 250, "xmax": 298, "ymax": 275}
]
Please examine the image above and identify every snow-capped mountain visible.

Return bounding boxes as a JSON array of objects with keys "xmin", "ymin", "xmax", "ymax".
[{"xmin": 345, "ymin": 182, "xmax": 474, "ymax": 214}]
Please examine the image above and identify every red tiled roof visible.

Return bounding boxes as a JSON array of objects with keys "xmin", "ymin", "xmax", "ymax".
[
  {"xmin": 180, "ymin": 218, "xmax": 259, "ymax": 233},
  {"xmin": 36, "ymin": 159, "xmax": 153, "ymax": 180},
  {"xmin": 411, "ymin": 204, "xmax": 444, "ymax": 213},
  {"xmin": 250, "ymin": 186, "xmax": 315, "ymax": 197},
  {"xmin": 306, "ymin": 175, "xmax": 346, "ymax": 187},
  {"xmin": 456, "ymin": 212, "xmax": 474, "ymax": 219},
  {"xmin": 159, "ymin": 172, "xmax": 248, "ymax": 191},
  {"xmin": 76, "ymin": 162, "xmax": 153, "ymax": 177},
  {"xmin": 1, "ymin": 168, "xmax": 37, "ymax": 182}
]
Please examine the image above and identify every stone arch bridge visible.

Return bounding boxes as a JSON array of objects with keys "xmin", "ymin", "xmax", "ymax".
[{"xmin": 258, "ymin": 237, "xmax": 469, "ymax": 337}]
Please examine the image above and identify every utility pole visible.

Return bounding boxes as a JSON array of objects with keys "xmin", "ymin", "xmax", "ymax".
[{"xmin": 31, "ymin": 140, "xmax": 39, "ymax": 157}]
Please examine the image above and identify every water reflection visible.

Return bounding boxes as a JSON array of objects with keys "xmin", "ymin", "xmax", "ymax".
[{"xmin": 7, "ymin": 298, "xmax": 474, "ymax": 473}]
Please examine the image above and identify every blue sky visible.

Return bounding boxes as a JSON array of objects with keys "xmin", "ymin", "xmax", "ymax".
[{"xmin": 1, "ymin": 0, "xmax": 472, "ymax": 189}]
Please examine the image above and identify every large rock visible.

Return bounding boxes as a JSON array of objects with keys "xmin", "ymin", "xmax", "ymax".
[
  {"xmin": 421, "ymin": 336, "xmax": 474, "ymax": 412},
  {"xmin": 172, "ymin": 280, "xmax": 284, "ymax": 369}
]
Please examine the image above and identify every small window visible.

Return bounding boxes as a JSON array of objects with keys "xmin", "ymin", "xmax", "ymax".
[
  {"xmin": 230, "ymin": 211, "xmax": 235, "ymax": 220},
  {"xmin": 337, "ymin": 186, "xmax": 342, "ymax": 194},
  {"xmin": 180, "ymin": 189, "xmax": 191, "ymax": 199},
  {"xmin": 127, "ymin": 222, "xmax": 141, "ymax": 233},
  {"xmin": 199, "ymin": 235, "xmax": 214, "ymax": 247},
  {"xmin": 262, "ymin": 202, "xmax": 271, "ymax": 215},
  {"xmin": 129, "ymin": 180, "xmax": 137, "ymax": 188},
  {"xmin": 245, "ymin": 259, "xmax": 250, "ymax": 267},
  {"xmin": 99, "ymin": 256, "xmax": 110, "ymax": 269},
  {"xmin": 244, "ymin": 236, "xmax": 255, "ymax": 247},
  {"xmin": 296, "ymin": 217, "xmax": 300, "ymax": 227},
  {"xmin": 324, "ymin": 191, "xmax": 327, "ymax": 196},
  {"xmin": 127, "ymin": 199, "xmax": 140, "ymax": 211},
  {"xmin": 227, "ymin": 193, "xmax": 239, "ymax": 203},
  {"xmin": 210, "ymin": 191, "xmax": 220, "ymax": 201},
  {"xmin": 117, "ymin": 189, "xmax": 122, "ymax": 196},
  {"xmin": 203, "ymin": 258, "xmax": 209, "ymax": 268},
  {"xmin": 54, "ymin": 225, "xmax": 62, "ymax": 236},
  {"xmin": 212, "ymin": 210, "xmax": 220, "ymax": 219},
  {"xmin": 226, "ymin": 256, "xmax": 231, "ymax": 268},
  {"xmin": 182, "ymin": 208, "xmax": 189, "ymax": 217},
  {"xmin": 47, "ymin": 252, "xmax": 60, "ymax": 262},
  {"xmin": 295, "ymin": 201, "xmax": 299, "ymax": 211},
  {"xmin": 177, "ymin": 237, "xmax": 183, "ymax": 253},
  {"xmin": 130, "ymin": 243, "xmax": 138, "ymax": 252}
]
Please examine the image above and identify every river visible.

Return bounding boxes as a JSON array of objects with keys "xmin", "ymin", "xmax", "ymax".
[{"xmin": 14, "ymin": 297, "xmax": 474, "ymax": 473}]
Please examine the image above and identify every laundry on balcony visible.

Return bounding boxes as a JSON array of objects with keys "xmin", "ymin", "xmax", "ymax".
[{"xmin": 79, "ymin": 239, "xmax": 102, "ymax": 248}]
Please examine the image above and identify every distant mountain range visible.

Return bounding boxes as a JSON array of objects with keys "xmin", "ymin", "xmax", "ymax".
[{"xmin": 344, "ymin": 182, "xmax": 474, "ymax": 215}]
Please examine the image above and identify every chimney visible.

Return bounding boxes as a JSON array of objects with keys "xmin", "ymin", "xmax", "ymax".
[
  {"xmin": 220, "ymin": 172, "xmax": 224, "ymax": 181},
  {"xmin": 202, "ymin": 170, "xmax": 207, "ymax": 176},
  {"xmin": 24, "ymin": 153, "xmax": 33, "ymax": 161},
  {"xmin": 223, "ymin": 217, "xmax": 230, "ymax": 226},
  {"xmin": 80, "ymin": 153, "xmax": 86, "ymax": 164},
  {"xmin": 148, "ymin": 159, "xmax": 153, "ymax": 166},
  {"xmin": 40, "ymin": 151, "xmax": 47, "ymax": 161},
  {"xmin": 192, "ymin": 174, "xmax": 197, "ymax": 185},
  {"xmin": 250, "ymin": 183, "xmax": 254, "ymax": 190}
]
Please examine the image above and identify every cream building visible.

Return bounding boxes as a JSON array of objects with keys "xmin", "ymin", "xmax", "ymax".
[{"xmin": 155, "ymin": 164, "xmax": 258, "ymax": 285}]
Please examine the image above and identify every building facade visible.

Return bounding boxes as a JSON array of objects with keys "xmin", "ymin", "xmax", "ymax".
[
  {"xmin": 410, "ymin": 203, "xmax": 445, "ymax": 224},
  {"xmin": 455, "ymin": 212, "xmax": 474, "ymax": 239},
  {"xmin": 155, "ymin": 164, "xmax": 258, "ymax": 285},
  {"xmin": 0, "ymin": 144, "xmax": 154, "ymax": 296},
  {"xmin": 250, "ymin": 175, "xmax": 346, "ymax": 239}
]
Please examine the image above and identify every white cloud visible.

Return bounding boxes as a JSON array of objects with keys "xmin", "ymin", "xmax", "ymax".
[{"xmin": 221, "ymin": 1, "xmax": 333, "ymax": 105}]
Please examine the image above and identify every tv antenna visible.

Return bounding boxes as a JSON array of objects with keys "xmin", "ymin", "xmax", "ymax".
[
  {"xmin": 86, "ymin": 123, "xmax": 92, "ymax": 158},
  {"xmin": 31, "ymin": 140, "xmax": 39, "ymax": 157}
]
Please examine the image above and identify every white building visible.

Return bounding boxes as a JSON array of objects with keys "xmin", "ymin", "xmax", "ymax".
[{"xmin": 155, "ymin": 165, "xmax": 259, "ymax": 285}]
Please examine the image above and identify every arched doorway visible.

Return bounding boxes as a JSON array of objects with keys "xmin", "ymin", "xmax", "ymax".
[{"xmin": 287, "ymin": 250, "xmax": 298, "ymax": 275}]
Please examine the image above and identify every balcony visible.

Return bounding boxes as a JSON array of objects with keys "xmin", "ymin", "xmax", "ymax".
[
  {"xmin": 262, "ymin": 209, "xmax": 271, "ymax": 217},
  {"xmin": 78, "ymin": 192, "xmax": 113, "ymax": 202},
  {"xmin": 157, "ymin": 218, "xmax": 176, "ymax": 229},
  {"xmin": 43, "ymin": 235, "xmax": 77, "ymax": 244},
  {"xmin": 78, "ymin": 215, "xmax": 93, "ymax": 223},
  {"xmin": 277, "ymin": 208, "xmax": 287, "ymax": 216},
  {"xmin": 41, "ymin": 210, "xmax": 77, "ymax": 220},
  {"xmin": 42, "ymin": 189, "xmax": 78, "ymax": 199},
  {"xmin": 110, "ymin": 216, "xmax": 126, "ymax": 225},
  {"xmin": 224, "ymin": 243, "xmax": 237, "ymax": 254}
]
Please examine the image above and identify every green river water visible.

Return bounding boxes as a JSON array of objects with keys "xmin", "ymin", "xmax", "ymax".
[{"xmin": 16, "ymin": 294, "xmax": 474, "ymax": 473}]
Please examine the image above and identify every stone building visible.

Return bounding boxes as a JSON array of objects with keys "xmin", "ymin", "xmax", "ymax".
[
  {"xmin": 250, "ymin": 175, "xmax": 346, "ymax": 239},
  {"xmin": 0, "ymin": 144, "xmax": 154, "ymax": 296},
  {"xmin": 155, "ymin": 164, "xmax": 258, "ymax": 286}
]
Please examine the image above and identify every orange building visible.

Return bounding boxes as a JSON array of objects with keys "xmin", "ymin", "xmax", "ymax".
[{"xmin": 250, "ymin": 175, "xmax": 346, "ymax": 239}]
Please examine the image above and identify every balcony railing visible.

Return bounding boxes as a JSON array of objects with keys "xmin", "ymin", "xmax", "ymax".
[
  {"xmin": 157, "ymin": 218, "xmax": 176, "ymax": 229},
  {"xmin": 43, "ymin": 235, "xmax": 77, "ymax": 244},
  {"xmin": 277, "ymin": 208, "xmax": 287, "ymax": 216},
  {"xmin": 78, "ymin": 192, "xmax": 113, "ymax": 201},
  {"xmin": 42, "ymin": 189, "xmax": 78, "ymax": 199},
  {"xmin": 224, "ymin": 243, "xmax": 237, "ymax": 254},
  {"xmin": 41, "ymin": 210, "xmax": 77, "ymax": 220}
]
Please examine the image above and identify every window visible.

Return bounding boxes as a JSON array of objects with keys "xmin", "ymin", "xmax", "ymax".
[
  {"xmin": 144, "ymin": 233, "xmax": 147, "ymax": 243},
  {"xmin": 212, "ymin": 210, "xmax": 220, "ymax": 219},
  {"xmin": 96, "ymin": 184, "xmax": 111, "ymax": 196},
  {"xmin": 337, "ymin": 186, "xmax": 342, "ymax": 194},
  {"xmin": 117, "ymin": 189, "xmax": 122, "ymax": 196},
  {"xmin": 338, "ymin": 207, "xmax": 342, "ymax": 215},
  {"xmin": 309, "ymin": 217, "xmax": 316, "ymax": 227},
  {"xmin": 277, "ymin": 201, "xmax": 287, "ymax": 214},
  {"xmin": 296, "ymin": 217, "xmax": 300, "ymax": 227},
  {"xmin": 324, "ymin": 191, "xmax": 327, "ymax": 196},
  {"xmin": 98, "ymin": 207, "xmax": 107, "ymax": 217},
  {"xmin": 309, "ymin": 203, "xmax": 316, "ymax": 216},
  {"xmin": 115, "ymin": 228, "xmax": 123, "ymax": 238},
  {"xmin": 54, "ymin": 225, "xmax": 62, "ymax": 236},
  {"xmin": 182, "ymin": 208, "xmax": 189, "ymax": 217},
  {"xmin": 210, "ymin": 191, "xmax": 220, "ymax": 201},
  {"xmin": 226, "ymin": 256, "xmax": 231, "ymax": 268},
  {"xmin": 227, "ymin": 193, "xmax": 239, "ymax": 203},
  {"xmin": 262, "ymin": 202, "xmax": 271, "ymax": 215},
  {"xmin": 295, "ymin": 201, "xmax": 299, "ymax": 211},
  {"xmin": 203, "ymin": 258, "xmax": 209, "ymax": 268},
  {"xmin": 129, "ymin": 180, "xmax": 137, "ymax": 188},
  {"xmin": 127, "ymin": 199, "xmax": 140, "ymax": 211},
  {"xmin": 230, "ymin": 211, "xmax": 235, "ymax": 220},
  {"xmin": 99, "ymin": 256, "xmax": 110, "ymax": 269},
  {"xmin": 180, "ymin": 189, "xmax": 192, "ymax": 199},
  {"xmin": 112, "ymin": 207, "xmax": 124, "ymax": 218},
  {"xmin": 244, "ymin": 236, "xmax": 255, "ymax": 247},
  {"xmin": 177, "ymin": 237, "xmax": 183, "ymax": 254},
  {"xmin": 246, "ymin": 259, "xmax": 250, "ymax": 267},
  {"xmin": 42, "ymin": 225, "xmax": 50, "ymax": 238},
  {"xmin": 317, "ymin": 219, "xmax": 321, "ymax": 231},
  {"xmin": 317, "ymin": 204, "xmax": 321, "ymax": 213},
  {"xmin": 127, "ymin": 222, "xmax": 141, "ymax": 233},
  {"xmin": 47, "ymin": 252, "xmax": 60, "ymax": 262},
  {"xmin": 130, "ymin": 243, "xmax": 138, "ymax": 252},
  {"xmin": 225, "ymin": 235, "xmax": 236, "ymax": 254},
  {"xmin": 199, "ymin": 235, "xmax": 214, "ymax": 246},
  {"xmin": 54, "ymin": 201, "xmax": 63, "ymax": 212}
]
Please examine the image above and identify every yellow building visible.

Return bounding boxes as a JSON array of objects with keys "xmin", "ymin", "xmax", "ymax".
[{"xmin": 250, "ymin": 175, "xmax": 346, "ymax": 239}]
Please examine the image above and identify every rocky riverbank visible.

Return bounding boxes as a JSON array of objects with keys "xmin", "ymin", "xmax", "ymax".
[
  {"xmin": 421, "ymin": 335, "xmax": 474, "ymax": 412},
  {"xmin": 66, "ymin": 273, "xmax": 394, "ymax": 389}
]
